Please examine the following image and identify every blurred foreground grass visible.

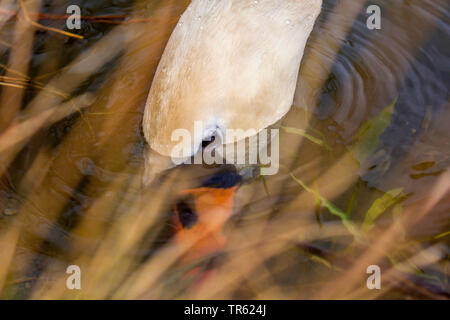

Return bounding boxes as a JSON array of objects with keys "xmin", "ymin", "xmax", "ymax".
[{"xmin": 0, "ymin": 0, "xmax": 448, "ymax": 299}]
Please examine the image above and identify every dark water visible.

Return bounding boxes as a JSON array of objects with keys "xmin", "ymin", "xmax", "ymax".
[{"xmin": 307, "ymin": 0, "xmax": 449, "ymax": 199}]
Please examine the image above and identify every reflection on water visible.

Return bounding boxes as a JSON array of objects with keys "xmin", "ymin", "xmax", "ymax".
[
  {"xmin": 301, "ymin": 0, "xmax": 449, "ymax": 199},
  {"xmin": 0, "ymin": 0, "xmax": 448, "ymax": 299}
]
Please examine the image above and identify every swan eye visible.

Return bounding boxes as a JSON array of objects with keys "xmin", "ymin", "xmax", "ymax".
[
  {"xmin": 201, "ymin": 135, "xmax": 216, "ymax": 149},
  {"xmin": 175, "ymin": 196, "xmax": 197, "ymax": 229}
]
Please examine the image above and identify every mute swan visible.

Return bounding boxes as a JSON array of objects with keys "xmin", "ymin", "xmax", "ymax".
[{"xmin": 142, "ymin": 0, "xmax": 322, "ymax": 268}]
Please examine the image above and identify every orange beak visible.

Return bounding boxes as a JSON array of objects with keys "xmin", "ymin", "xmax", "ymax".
[{"xmin": 172, "ymin": 186, "xmax": 239, "ymax": 265}]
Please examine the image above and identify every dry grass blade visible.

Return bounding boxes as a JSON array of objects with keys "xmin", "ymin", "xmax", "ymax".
[
  {"xmin": 0, "ymin": 93, "xmax": 93, "ymax": 154},
  {"xmin": 0, "ymin": 0, "xmax": 16, "ymax": 29},
  {"xmin": 17, "ymin": 0, "xmax": 82, "ymax": 39},
  {"xmin": 0, "ymin": 0, "xmax": 42, "ymax": 131},
  {"xmin": 314, "ymin": 171, "xmax": 450, "ymax": 299},
  {"xmin": 0, "ymin": 222, "xmax": 20, "ymax": 294}
]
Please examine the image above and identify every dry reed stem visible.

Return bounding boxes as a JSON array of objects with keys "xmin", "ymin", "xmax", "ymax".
[
  {"xmin": 314, "ymin": 171, "xmax": 450, "ymax": 299},
  {"xmin": 9, "ymin": 0, "xmax": 183, "ymax": 299},
  {"xmin": 0, "ymin": 0, "xmax": 42, "ymax": 131},
  {"xmin": 0, "ymin": 13, "xmax": 145, "ymax": 176},
  {"xmin": 17, "ymin": 0, "xmax": 82, "ymax": 39},
  {"xmin": 0, "ymin": 93, "xmax": 93, "ymax": 154},
  {"xmin": 266, "ymin": 0, "xmax": 367, "ymax": 221},
  {"xmin": 0, "ymin": 221, "xmax": 20, "ymax": 294},
  {"xmin": 0, "ymin": 0, "xmax": 16, "ymax": 29}
]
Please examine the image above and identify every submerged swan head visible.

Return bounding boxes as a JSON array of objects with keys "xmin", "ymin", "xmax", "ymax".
[{"xmin": 142, "ymin": 0, "xmax": 322, "ymax": 185}]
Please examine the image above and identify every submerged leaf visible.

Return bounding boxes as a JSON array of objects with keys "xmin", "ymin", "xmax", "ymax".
[
  {"xmin": 281, "ymin": 126, "xmax": 330, "ymax": 150},
  {"xmin": 290, "ymin": 173, "xmax": 362, "ymax": 241},
  {"xmin": 350, "ymin": 97, "xmax": 398, "ymax": 164},
  {"xmin": 311, "ymin": 255, "xmax": 332, "ymax": 269},
  {"xmin": 434, "ymin": 231, "xmax": 450, "ymax": 240},
  {"xmin": 346, "ymin": 180, "xmax": 360, "ymax": 217},
  {"xmin": 362, "ymin": 188, "xmax": 403, "ymax": 232}
]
